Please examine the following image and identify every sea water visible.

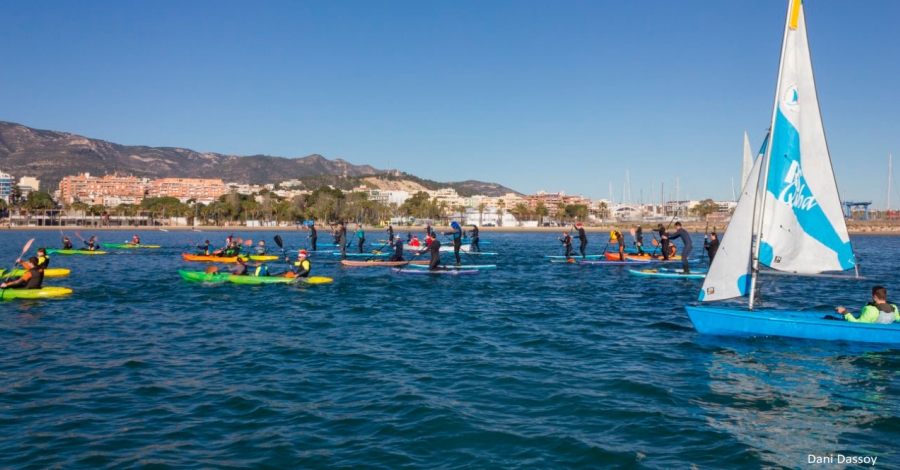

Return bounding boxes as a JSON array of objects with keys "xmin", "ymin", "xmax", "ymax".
[{"xmin": 1, "ymin": 230, "xmax": 898, "ymax": 468}]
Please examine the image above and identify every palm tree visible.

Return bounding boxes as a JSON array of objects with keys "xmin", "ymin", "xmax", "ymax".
[
  {"xmin": 477, "ymin": 202, "xmax": 487, "ymax": 226},
  {"xmin": 535, "ymin": 202, "xmax": 549, "ymax": 226},
  {"xmin": 557, "ymin": 203, "xmax": 566, "ymax": 224}
]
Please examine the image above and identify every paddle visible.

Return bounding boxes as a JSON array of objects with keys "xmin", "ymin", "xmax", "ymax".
[
  {"xmin": 394, "ymin": 242, "xmax": 430, "ymax": 274},
  {"xmin": 701, "ymin": 222, "xmax": 709, "ymax": 264},
  {"xmin": 273, "ymin": 235, "xmax": 289, "ymax": 263},
  {"xmin": 365, "ymin": 241, "xmax": 392, "ymax": 262},
  {"xmin": 442, "ymin": 233, "xmax": 477, "ymax": 265},
  {"xmin": 3, "ymin": 238, "xmax": 35, "ymax": 286}
]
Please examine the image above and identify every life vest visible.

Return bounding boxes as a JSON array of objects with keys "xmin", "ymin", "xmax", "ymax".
[
  {"xmin": 867, "ymin": 301, "xmax": 898, "ymax": 324},
  {"xmin": 21, "ymin": 268, "xmax": 43, "ymax": 289},
  {"xmin": 37, "ymin": 255, "xmax": 49, "ymax": 270},
  {"xmin": 255, "ymin": 265, "xmax": 269, "ymax": 277}
]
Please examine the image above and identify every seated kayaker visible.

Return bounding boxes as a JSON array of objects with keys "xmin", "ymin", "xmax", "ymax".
[
  {"xmin": 254, "ymin": 263, "xmax": 269, "ymax": 277},
  {"xmin": 232, "ymin": 257, "xmax": 249, "ymax": 276},
  {"xmin": 255, "ymin": 240, "xmax": 267, "ymax": 255},
  {"xmin": 83, "ymin": 236, "xmax": 98, "ymax": 251},
  {"xmin": 62, "ymin": 236, "xmax": 73, "ymax": 250},
  {"xmin": 410, "ymin": 236, "xmax": 421, "ymax": 247},
  {"xmin": 196, "ymin": 240, "xmax": 212, "ymax": 256},
  {"xmin": 36, "ymin": 248, "xmax": 50, "ymax": 270},
  {"xmin": 130, "ymin": 234, "xmax": 140, "ymax": 245},
  {"xmin": 282, "ymin": 250, "xmax": 311, "ymax": 278},
  {"xmin": 1, "ymin": 257, "xmax": 43, "ymax": 289},
  {"xmin": 837, "ymin": 286, "xmax": 900, "ymax": 324}
]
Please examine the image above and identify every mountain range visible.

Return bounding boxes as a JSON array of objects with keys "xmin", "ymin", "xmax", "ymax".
[{"xmin": 0, "ymin": 121, "xmax": 519, "ymax": 197}]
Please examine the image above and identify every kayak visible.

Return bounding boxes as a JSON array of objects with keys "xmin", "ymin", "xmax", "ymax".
[
  {"xmin": 178, "ymin": 270, "xmax": 332, "ymax": 284},
  {"xmin": 46, "ymin": 249, "xmax": 107, "ymax": 255},
  {"xmin": 247, "ymin": 255, "xmax": 280, "ymax": 261},
  {"xmin": 604, "ymin": 252, "xmax": 697, "ymax": 263},
  {"xmin": 576, "ymin": 259, "xmax": 651, "ymax": 266},
  {"xmin": 0, "ymin": 286, "xmax": 73, "ymax": 300},
  {"xmin": 182, "ymin": 253, "xmax": 246, "ymax": 263},
  {"xmin": 0, "ymin": 268, "xmax": 71, "ymax": 278},
  {"xmin": 392, "ymin": 268, "xmax": 480, "ymax": 276},
  {"xmin": 341, "ymin": 260, "xmax": 429, "ymax": 267},
  {"xmin": 628, "ymin": 268, "xmax": 706, "ymax": 279},
  {"xmin": 101, "ymin": 243, "xmax": 162, "ymax": 249},
  {"xmin": 408, "ymin": 264, "xmax": 496, "ymax": 270}
]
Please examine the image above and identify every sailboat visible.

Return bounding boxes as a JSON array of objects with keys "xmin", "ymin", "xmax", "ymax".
[
  {"xmin": 740, "ymin": 132, "xmax": 753, "ymax": 192},
  {"xmin": 684, "ymin": 0, "xmax": 899, "ymax": 344}
]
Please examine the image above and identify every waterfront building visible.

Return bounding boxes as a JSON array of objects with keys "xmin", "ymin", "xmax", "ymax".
[
  {"xmin": 17, "ymin": 176, "xmax": 40, "ymax": 197},
  {"xmin": 58, "ymin": 173, "xmax": 148, "ymax": 205},
  {"xmin": 0, "ymin": 171, "xmax": 12, "ymax": 203},
  {"xmin": 148, "ymin": 178, "xmax": 228, "ymax": 202},
  {"xmin": 523, "ymin": 191, "xmax": 592, "ymax": 218}
]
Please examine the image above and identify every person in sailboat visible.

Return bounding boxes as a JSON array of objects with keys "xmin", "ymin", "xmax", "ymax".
[
  {"xmin": 704, "ymin": 231, "xmax": 720, "ymax": 263},
  {"xmin": 666, "ymin": 222, "xmax": 693, "ymax": 273},
  {"xmin": 836, "ymin": 286, "xmax": 899, "ymax": 324}
]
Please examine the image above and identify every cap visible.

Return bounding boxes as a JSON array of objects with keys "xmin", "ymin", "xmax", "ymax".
[
  {"xmin": 298, "ymin": 250, "xmax": 308, "ymax": 257},
  {"xmin": 576, "ymin": 223, "xmax": 583, "ymax": 227}
]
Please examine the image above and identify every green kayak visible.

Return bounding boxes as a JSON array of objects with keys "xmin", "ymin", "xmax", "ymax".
[
  {"xmin": 101, "ymin": 243, "xmax": 162, "ymax": 249},
  {"xmin": 178, "ymin": 270, "xmax": 332, "ymax": 285},
  {"xmin": 0, "ymin": 286, "xmax": 73, "ymax": 300},
  {"xmin": 46, "ymin": 249, "xmax": 107, "ymax": 255}
]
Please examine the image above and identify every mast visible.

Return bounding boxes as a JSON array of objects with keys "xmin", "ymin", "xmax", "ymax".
[
  {"xmin": 888, "ymin": 154, "xmax": 893, "ymax": 215},
  {"xmin": 748, "ymin": 0, "xmax": 796, "ymax": 310}
]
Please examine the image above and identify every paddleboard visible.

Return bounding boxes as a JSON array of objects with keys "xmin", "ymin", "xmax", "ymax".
[
  {"xmin": 0, "ymin": 286, "xmax": 73, "ymax": 300},
  {"xmin": 331, "ymin": 252, "xmax": 390, "ymax": 258},
  {"xmin": 391, "ymin": 268, "xmax": 479, "ymax": 276},
  {"xmin": 576, "ymin": 259, "xmax": 651, "ymax": 266},
  {"xmin": 627, "ymin": 268, "xmax": 706, "ymax": 279},
  {"xmin": 544, "ymin": 254, "xmax": 605, "ymax": 260},
  {"xmin": 341, "ymin": 260, "xmax": 430, "ymax": 267},
  {"xmin": 407, "ymin": 264, "xmax": 496, "ymax": 270}
]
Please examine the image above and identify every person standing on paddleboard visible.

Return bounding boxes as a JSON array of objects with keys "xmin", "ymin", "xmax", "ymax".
[
  {"xmin": 386, "ymin": 225, "xmax": 394, "ymax": 244},
  {"xmin": 355, "ymin": 224, "xmax": 366, "ymax": 253},
  {"xmin": 390, "ymin": 236, "xmax": 404, "ymax": 262},
  {"xmin": 657, "ymin": 224, "xmax": 670, "ymax": 261},
  {"xmin": 574, "ymin": 223, "xmax": 588, "ymax": 260},
  {"xmin": 558, "ymin": 231, "xmax": 573, "ymax": 260},
  {"xmin": 428, "ymin": 237, "xmax": 442, "ymax": 270},
  {"xmin": 667, "ymin": 222, "xmax": 693, "ymax": 274},
  {"xmin": 309, "ymin": 222, "xmax": 318, "ymax": 251},
  {"xmin": 444, "ymin": 221, "xmax": 463, "ymax": 265},
  {"xmin": 469, "ymin": 225, "xmax": 481, "ymax": 252},
  {"xmin": 704, "ymin": 231, "xmax": 720, "ymax": 263},
  {"xmin": 610, "ymin": 230, "xmax": 626, "ymax": 261},
  {"xmin": 635, "ymin": 225, "xmax": 644, "ymax": 255},
  {"xmin": 337, "ymin": 222, "xmax": 348, "ymax": 260}
]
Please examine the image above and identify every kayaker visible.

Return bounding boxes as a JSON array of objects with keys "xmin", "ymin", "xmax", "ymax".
[
  {"xmin": 286, "ymin": 250, "xmax": 311, "ymax": 278},
  {"xmin": 610, "ymin": 230, "xmax": 626, "ymax": 261},
  {"xmin": 35, "ymin": 248, "xmax": 50, "ymax": 270},
  {"xmin": 443, "ymin": 221, "xmax": 463, "ymax": 265},
  {"xmin": 355, "ymin": 224, "xmax": 365, "ymax": 254},
  {"xmin": 837, "ymin": 286, "xmax": 899, "ymax": 324},
  {"xmin": 386, "ymin": 225, "xmax": 394, "ymax": 243},
  {"xmin": 390, "ymin": 236, "xmax": 404, "ymax": 262},
  {"xmin": 130, "ymin": 234, "xmax": 140, "ymax": 245},
  {"xmin": 558, "ymin": 231, "xmax": 573, "ymax": 260},
  {"xmin": 254, "ymin": 262, "xmax": 269, "ymax": 277},
  {"xmin": 667, "ymin": 222, "xmax": 693, "ymax": 274},
  {"xmin": 657, "ymin": 224, "xmax": 670, "ymax": 261},
  {"xmin": 196, "ymin": 240, "xmax": 212, "ymax": 255},
  {"xmin": 574, "ymin": 223, "xmax": 588, "ymax": 260},
  {"xmin": 704, "ymin": 231, "xmax": 720, "ymax": 263},
  {"xmin": 309, "ymin": 222, "xmax": 318, "ymax": 251},
  {"xmin": 62, "ymin": 236, "xmax": 73, "ymax": 250},
  {"xmin": 255, "ymin": 240, "xmax": 267, "ymax": 255},
  {"xmin": 337, "ymin": 222, "xmax": 347, "ymax": 260},
  {"xmin": 0, "ymin": 257, "xmax": 43, "ymax": 289},
  {"xmin": 635, "ymin": 225, "xmax": 645, "ymax": 255},
  {"xmin": 469, "ymin": 224, "xmax": 481, "ymax": 252},
  {"xmin": 410, "ymin": 235, "xmax": 421, "ymax": 248},
  {"xmin": 232, "ymin": 257, "xmax": 248, "ymax": 276},
  {"xmin": 428, "ymin": 237, "xmax": 442, "ymax": 270},
  {"xmin": 83, "ymin": 236, "xmax": 98, "ymax": 251}
]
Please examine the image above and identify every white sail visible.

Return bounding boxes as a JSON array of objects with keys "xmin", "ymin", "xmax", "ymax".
[
  {"xmin": 699, "ymin": 149, "xmax": 764, "ymax": 301},
  {"xmin": 740, "ymin": 132, "xmax": 753, "ymax": 191},
  {"xmin": 756, "ymin": 0, "xmax": 855, "ymax": 274}
]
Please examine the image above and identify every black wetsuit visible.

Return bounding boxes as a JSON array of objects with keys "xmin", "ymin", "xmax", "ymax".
[
  {"xmin": 613, "ymin": 231, "xmax": 625, "ymax": 261},
  {"xmin": 390, "ymin": 238, "xmax": 404, "ymax": 262},
  {"xmin": 470, "ymin": 226, "xmax": 480, "ymax": 252},
  {"xmin": 36, "ymin": 255, "xmax": 50, "ymax": 270},
  {"xmin": 428, "ymin": 238, "xmax": 442, "ymax": 270},
  {"xmin": 387, "ymin": 226, "xmax": 394, "ymax": 243},
  {"xmin": 576, "ymin": 226, "xmax": 588, "ymax": 259},
  {"xmin": 197, "ymin": 242, "xmax": 211, "ymax": 255},
  {"xmin": 704, "ymin": 237, "xmax": 720, "ymax": 263},
  {"xmin": 292, "ymin": 259, "xmax": 311, "ymax": 278},
  {"xmin": 658, "ymin": 226, "xmax": 670, "ymax": 260},
  {"xmin": 635, "ymin": 227, "xmax": 644, "ymax": 255},
  {"xmin": 7, "ymin": 266, "xmax": 43, "ymax": 289},
  {"xmin": 426, "ymin": 225, "xmax": 435, "ymax": 239},
  {"xmin": 338, "ymin": 226, "xmax": 347, "ymax": 260},
  {"xmin": 561, "ymin": 234, "xmax": 573, "ymax": 259},
  {"xmin": 668, "ymin": 227, "xmax": 693, "ymax": 273},
  {"xmin": 62, "ymin": 239, "xmax": 73, "ymax": 250},
  {"xmin": 310, "ymin": 225, "xmax": 318, "ymax": 251}
]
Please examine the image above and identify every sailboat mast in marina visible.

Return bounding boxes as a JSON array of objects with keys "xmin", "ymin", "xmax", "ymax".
[{"xmin": 683, "ymin": 0, "xmax": 893, "ymax": 344}]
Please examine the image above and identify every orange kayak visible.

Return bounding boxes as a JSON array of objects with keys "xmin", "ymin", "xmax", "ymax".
[{"xmin": 182, "ymin": 253, "xmax": 247, "ymax": 263}]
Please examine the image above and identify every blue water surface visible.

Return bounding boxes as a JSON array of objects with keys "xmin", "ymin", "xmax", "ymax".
[{"xmin": 1, "ymin": 229, "xmax": 899, "ymax": 469}]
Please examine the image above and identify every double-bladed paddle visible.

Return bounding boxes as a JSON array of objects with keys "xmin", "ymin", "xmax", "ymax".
[{"xmin": 3, "ymin": 238, "xmax": 35, "ymax": 286}]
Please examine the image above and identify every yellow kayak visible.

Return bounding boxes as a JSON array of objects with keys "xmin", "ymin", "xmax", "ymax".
[
  {"xmin": 0, "ymin": 268, "xmax": 71, "ymax": 278},
  {"xmin": 0, "ymin": 286, "xmax": 73, "ymax": 300}
]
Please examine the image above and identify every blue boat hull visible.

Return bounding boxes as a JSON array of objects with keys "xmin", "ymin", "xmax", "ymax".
[{"xmin": 684, "ymin": 306, "xmax": 900, "ymax": 345}]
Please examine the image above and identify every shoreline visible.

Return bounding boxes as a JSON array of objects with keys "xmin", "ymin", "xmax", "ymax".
[{"xmin": 4, "ymin": 220, "xmax": 899, "ymax": 235}]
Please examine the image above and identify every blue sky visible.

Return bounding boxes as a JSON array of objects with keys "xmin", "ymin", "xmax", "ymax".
[{"xmin": 2, "ymin": 1, "xmax": 898, "ymax": 206}]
